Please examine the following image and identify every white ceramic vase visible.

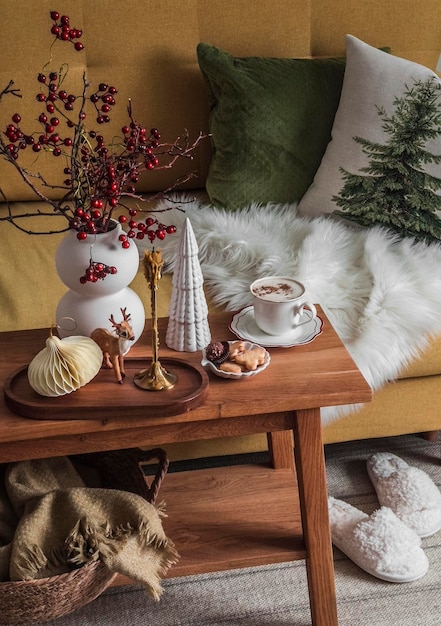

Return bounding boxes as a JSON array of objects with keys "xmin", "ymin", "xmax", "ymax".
[{"xmin": 55, "ymin": 221, "xmax": 145, "ymax": 341}]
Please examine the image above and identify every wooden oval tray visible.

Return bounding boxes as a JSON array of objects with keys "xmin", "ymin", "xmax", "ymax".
[{"xmin": 4, "ymin": 357, "xmax": 209, "ymax": 421}]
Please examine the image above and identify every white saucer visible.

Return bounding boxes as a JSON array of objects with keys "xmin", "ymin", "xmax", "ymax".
[{"xmin": 229, "ymin": 306, "xmax": 323, "ymax": 348}]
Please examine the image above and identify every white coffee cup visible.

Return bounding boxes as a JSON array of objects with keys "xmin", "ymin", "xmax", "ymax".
[{"xmin": 250, "ymin": 276, "xmax": 317, "ymax": 336}]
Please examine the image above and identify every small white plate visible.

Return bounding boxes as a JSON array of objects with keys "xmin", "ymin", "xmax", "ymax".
[
  {"xmin": 229, "ymin": 306, "xmax": 323, "ymax": 348},
  {"xmin": 201, "ymin": 340, "xmax": 270, "ymax": 379}
]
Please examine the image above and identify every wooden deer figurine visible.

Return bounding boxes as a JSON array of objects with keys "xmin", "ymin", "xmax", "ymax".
[{"xmin": 91, "ymin": 308, "xmax": 135, "ymax": 383}]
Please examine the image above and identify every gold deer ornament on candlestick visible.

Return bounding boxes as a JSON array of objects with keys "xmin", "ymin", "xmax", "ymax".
[{"xmin": 134, "ymin": 249, "xmax": 178, "ymax": 391}]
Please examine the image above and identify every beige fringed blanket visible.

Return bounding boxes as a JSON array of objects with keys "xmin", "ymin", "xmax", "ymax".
[{"xmin": 0, "ymin": 457, "xmax": 178, "ymax": 600}]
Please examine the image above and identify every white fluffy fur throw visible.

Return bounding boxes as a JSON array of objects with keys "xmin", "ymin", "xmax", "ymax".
[{"xmin": 139, "ymin": 198, "xmax": 441, "ymax": 424}]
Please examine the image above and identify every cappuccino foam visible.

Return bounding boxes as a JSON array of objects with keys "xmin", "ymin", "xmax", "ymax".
[{"xmin": 252, "ymin": 280, "xmax": 303, "ymax": 302}]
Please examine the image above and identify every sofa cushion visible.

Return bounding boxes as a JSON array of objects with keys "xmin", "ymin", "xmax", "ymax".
[
  {"xmin": 397, "ymin": 334, "xmax": 441, "ymax": 379},
  {"xmin": 298, "ymin": 35, "xmax": 441, "ymax": 239},
  {"xmin": 197, "ymin": 43, "xmax": 346, "ymax": 209}
]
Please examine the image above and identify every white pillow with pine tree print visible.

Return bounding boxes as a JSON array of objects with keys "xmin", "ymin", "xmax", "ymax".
[{"xmin": 297, "ymin": 35, "xmax": 441, "ymax": 241}]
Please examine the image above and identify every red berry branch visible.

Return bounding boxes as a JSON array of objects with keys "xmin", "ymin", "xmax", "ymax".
[
  {"xmin": 0, "ymin": 10, "xmax": 206, "ymax": 282},
  {"xmin": 49, "ymin": 11, "xmax": 84, "ymax": 51}
]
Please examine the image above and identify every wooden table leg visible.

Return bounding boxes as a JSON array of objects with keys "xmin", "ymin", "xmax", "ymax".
[
  {"xmin": 293, "ymin": 407, "xmax": 338, "ymax": 626},
  {"xmin": 267, "ymin": 429, "xmax": 295, "ymax": 470}
]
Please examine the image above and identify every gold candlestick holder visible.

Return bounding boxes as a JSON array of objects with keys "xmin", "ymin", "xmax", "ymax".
[{"xmin": 134, "ymin": 249, "xmax": 178, "ymax": 391}]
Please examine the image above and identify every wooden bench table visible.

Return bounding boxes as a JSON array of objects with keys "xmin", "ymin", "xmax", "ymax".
[{"xmin": 0, "ymin": 309, "xmax": 371, "ymax": 626}]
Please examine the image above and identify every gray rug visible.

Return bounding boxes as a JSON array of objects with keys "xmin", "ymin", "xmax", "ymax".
[{"xmin": 40, "ymin": 433, "xmax": 441, "ymax": 626}]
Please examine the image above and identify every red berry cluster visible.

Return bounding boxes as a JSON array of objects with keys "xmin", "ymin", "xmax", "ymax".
[
  {"xmin": 121, "ymin": 124, "xmax": 160, "ymax": 169},
  {"xmin": 80, "ymin": 259, "xmax": 117, "ymax": 284},
  {"xmin": 50, "ymin": 11, "xmax": 84, "ymax": 51},
  {"xmin": 4, "ymin": 114, "xmax": 32, "ymax": 160},
  {"xmin": 71, "ymin": 206, "xmax": 106, "ymax": 238},
  {"xmin": 118, "ymin": 212, "xmax": 177, "ymax": 243},
  {"xmin": 89, "ymin": 84, "xmax": 118, "ymax": 125},
  {"xmin": 36, "ymin": 71, "xmax": 77, "ymax": 113},
  {"xmin": 4, "ymin": 70, "xmax": 79, "ymax": 159}
]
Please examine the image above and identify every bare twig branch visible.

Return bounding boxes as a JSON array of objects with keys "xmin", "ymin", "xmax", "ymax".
[{"xmin": 0, "ymin": 80, "xmax": 22, "ymax": 100}]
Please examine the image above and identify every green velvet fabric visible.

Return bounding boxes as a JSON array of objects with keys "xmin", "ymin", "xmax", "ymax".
[{"xmin": 197, "ymin": 43, "xmax": 346, "ymax": 210}]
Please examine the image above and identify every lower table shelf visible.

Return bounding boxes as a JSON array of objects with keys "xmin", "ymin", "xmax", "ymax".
[{"xmin": 115, "ymin": 462, "xmax": 305, "ymax": 585}]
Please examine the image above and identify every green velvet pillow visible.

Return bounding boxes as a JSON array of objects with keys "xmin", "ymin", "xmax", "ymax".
[{"xmin": 196, "ymin": 43, "xmax": 346, "ymax": 210}]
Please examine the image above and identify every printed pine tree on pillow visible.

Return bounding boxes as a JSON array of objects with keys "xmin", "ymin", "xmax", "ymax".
[{"xmin": 333, "ymin": 78, "xmax": 441, "ymax": 244}]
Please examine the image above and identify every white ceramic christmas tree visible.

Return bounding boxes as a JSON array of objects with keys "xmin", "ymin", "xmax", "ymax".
[{"xmin": 166, "ymin": 217, "xmax": 211, "ymax": 351}]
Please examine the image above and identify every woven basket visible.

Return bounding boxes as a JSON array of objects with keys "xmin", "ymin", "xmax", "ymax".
[
  {"xmin": 0, "ymin": 560, "xmax": 116, "ymax": 626},
  {"xmin": 0, "ymin": 447, "xmax": 169, "ymax": 626},
  {"xmin": 74, "ymin": 446, "xmax": 170, "ymax": 503}
]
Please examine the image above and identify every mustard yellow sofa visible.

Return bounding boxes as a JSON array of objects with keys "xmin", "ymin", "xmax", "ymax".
[{"xmin": 1, "ymin": 0, "xmax": 441, "ymax": 460}]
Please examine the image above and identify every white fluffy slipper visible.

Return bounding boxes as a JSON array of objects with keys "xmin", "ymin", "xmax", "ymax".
[
  {"xmin": 367, "ymin": 452, "xmax": 441, "ymax": 537},
  {"xmin": 328, "ymin": 496, "xmax": 429, "ymax": 582}
]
